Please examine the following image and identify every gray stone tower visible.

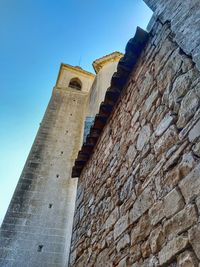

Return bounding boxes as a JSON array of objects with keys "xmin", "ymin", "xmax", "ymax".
[
  {"xmin": 0, "ymin": 52, "xmax": 123, "ymax": 267},
  {"xmin": 0, "ymin": 64, "xmax": 94, "ymax": 267}
]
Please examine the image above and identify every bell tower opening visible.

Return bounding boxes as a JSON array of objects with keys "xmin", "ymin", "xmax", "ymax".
[{"xmin": 69, "ymin": 78, "xmax": 82, "ymax": 90}]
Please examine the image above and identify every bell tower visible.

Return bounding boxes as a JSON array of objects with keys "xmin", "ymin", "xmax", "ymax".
[{"xmin": 0, "ymin": 64, "xmax": 94, "ymax": 267}]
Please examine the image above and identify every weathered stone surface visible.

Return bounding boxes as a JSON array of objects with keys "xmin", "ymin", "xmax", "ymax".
[
  {"xmin": 125, "ymin": 144, "xmax": 137, "ymax": 166},
  {"xmin": 151, "ymin": 105, "xmax": 166, "ymax": 129},
  {"xmin": 149, "ymin": 225, "xmax": 165, "ymax": 253},
  {"xmin": 144, "ymin": 0, "xmax": 200, "ymax": 71},
  {"xmin": 154, "ymin": 125, "xmax": 178, "ymax": 155},
  {"xmin": 95, "ymin": 248, "xmax": 109, "ymax": 266},
  {"xmin": 131, "ymin": 213, "xmax": 152, "ymax": 245},
  {"xmin": 177, "ymin": 250, "xmax": 198, "ymax": 267},
  {"xmin": 136, "ymin": 124, "xmax": 152, "ymax": 151},
  {"xmin": 189, "ymin": 224, "xmax": 200, "ymax": 260},
  {"xmin": 116, "ymin": 234, "xmax": 130, "ymax": 252},
  {"xmin": 129, "ymin": 185, "xmax": 154, "ymax": 223},
  {"xmin": 158, "ymin": 235, "xmax": 189, "ymax": 265},
  {"xmin": 118, "ymin": 257, "xmax": 128, "ymax": 267},
  {"xmin": 141, "ymin": 255, "xmax": 159, "ymax": 267},
  {"xmin": 163, "ymin": 141, "xmax": 188, "ymax": 172},
  {"xmin": 196, "ymin": 196, "xmax": 200, "ymax": 214},
  {"xmin": 143, "ymin": 89, "xmax": 159, "ymax": 114},
  {"xmin": 164, "ymin": 205, "xmax": 198, "ymax": 240},
  {"xmin": 139, "ymin": 153, "xmax": 156, "ymax": 177},
  {"xmin": 157, "ymin": 48, "xmax": 182, "ymax": 94},
  {"xmin": 105, "ymin": 207, "xmax": 119, "ymax": 230},
  {"xmin": 178, "ymin": 152, "xmax": 196, "ymax": 178},
  {"xmin": 189, "ymin": 119, "xmax": 200, "ymax": 142},
  {"xmin": 114, "ymin": 213, "xmax": 129, "ymax": 240},
  {"xmin": 129, "ymin": 244, "xmax": 141, "ymax": 264},
  {"xmin": 177, "ymin": 88, "xmax": 200, "ymax": 129},
  {"xmin": 179, "ymin": 109, "xmax": 200, "ymax": 141},
  {"xmin": 179, "ymin": 164, "xmax": 200, "ymax": 203},
  {"xmin": 131, "ymin": 110, "xmax": 140, "ymax": 126},
  {"xmin": 192, "ymin": 141, "xmax": 200, "ymax": 157},
  {"xmin": 120, "ymin": 176, "xmax": 136, "ymax": 204},
  {"xmin": 155, "ymin": 112, "xmax": 174, "ymax": 136},
  {"xmin": 141, "ymin": 240, "xmax": 151, "ymax": 258},
  {"xmin": 163, "ymin": 187, "xmax": 185, "ymax": 219},
  {"xmin": 148, "ymin": 200, "xmax": 165, "ymax": 226},
  {"xmin": 169, "ymin": 70, "xmax": 194, "ymax": 111}
]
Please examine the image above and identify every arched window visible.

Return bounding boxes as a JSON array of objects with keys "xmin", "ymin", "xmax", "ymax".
[{"xmin": 68, "ymin": 78, "xmax": 82, "ymax": 90}]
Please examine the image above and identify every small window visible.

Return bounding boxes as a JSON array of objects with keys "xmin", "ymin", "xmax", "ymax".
[{"xmin": 69, "ymin": 78, "xmax": 82, "ymax": 90}]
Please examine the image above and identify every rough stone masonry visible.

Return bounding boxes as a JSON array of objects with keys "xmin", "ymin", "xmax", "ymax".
[{"xmin": 69, "ymin": 1, "xmax": 200, "ymax": 266}]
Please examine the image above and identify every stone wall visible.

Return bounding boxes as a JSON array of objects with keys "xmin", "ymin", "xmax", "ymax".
[
  {"xmin": 144, "ymin": 0, "xmax": 200, "ymax": 71},
  {"xmin": 69, "ymin": 19, "xmax": 200, "ymax": 267}
]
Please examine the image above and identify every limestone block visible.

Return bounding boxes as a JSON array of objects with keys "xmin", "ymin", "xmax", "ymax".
[
  {"xmin": 129, "ymin": 185, "xmax": 154, "ymax": 224},
  {"xmin": 141, "ymin": 256, "xmax": 159, "ymax": 267},
  {"xmin": 158, "ymin": 235, "xmax": 189, "ymax": 265},
  {"xmin": 157, "ymin": 49, "xmax": 182, "ymax": 94},
  {"xmin": 179, "ymin": 109, "xmax": 200, "ymax": 141},
  {"xmin": 129, "ymin": 244, "xmax": 141, "ymax": 264},
  {"xmin": 143, "ymin": 89, "xmax": 159, "ymax": 115},
  {"xmin": 139, "ymin": 153, "xmax": 156, "ymax": 177},
  {"xmin": 192, "ymin": 141, "xmax": 200, "ymax": 157},
  {"xmin": 163, "ymin": 141, "xmax": 188, "ymax": 172},
  {"xmin": 179, "ymin": 164, "xmax": 200, "ymax": 203},
  {"xmin": 149, "ymin": 225, "xmax": 165, "ymax": 254},
  {"xmin": 154, "ymin": 125, "xmax": 178, "ymax": 155},
  {"xmin": 188, "ymin": 224, "xmax": 200, "ymax": 260},
  {"xmin": 163, "ymin": 205, "xmax": 198, "ymax": 240},
  {"xmin": 177, "ymin": 250, "xmax": 198, "ymax": 267},
  {"xmin": 114, "ymin": 213, "xmax": 129, "ymax": 240},
  {"xmin": 139, "ymin": 71, "xmax": 154, "ymax": 102},
  {"xmin": 116, "ymin": 234, "xmax": 130, "ymax": 252},
  {"xmin": 177, "ymin": 88, "xmax": 200, "ymax": 129},
  {"xmin": 141, "ymin": 240, "xmax": 151, "ymax": 258},
  {"xmin": 151, "ymin": 105, "xmax": 167, "ymax": 130},
  {"xmin": 178, "ymin": 152, "xmax": 196, "ymax": 178},
  {"xmin": 189, "ymin": 119, "xmax": 200, "ymax": 142},
  {"xmin": 136, "ymin": 124, "xmax": 152, "ymax": 151},
  {"xmin": 131, "ymin": 110, "xmax": 140, "ymax": 126},
  {"xmin": 125, "ymin": 144, "xmax": 137, "ymax": 167},
  {"xmin": 163, "ymin": 187, "xmax": 185, "ymax": 219},
  {"xmin": 155, "ymin": 112, "xmax": 174, "ymax": 136},
  {"xmin": 105, "ymin": 207, "xmax": 119, "ymax": 230},
  {"xmin": 95, "ymin": 248, "xmax": 109, "ymax": 267},
  {"xmin": 196, "ymin": 196, "xmax": 200, "ymax": 214},
  {"xmin": 119, "ymin": 175, "xmax": 136, "ymax": 203},
  {"xmin": 118, "ymin": 257, "xmax": 128, "ymax": 267},
  {"xmin": 148, "ymin": 200, "xmax": 164, "ymax": 226},
  {"xmin": 169, "ymin": 70, "xmax": 193, "ymax": 110},
  {"xmin": 131, "ymin": 213, "xmax": 152, "ymax": 245}
]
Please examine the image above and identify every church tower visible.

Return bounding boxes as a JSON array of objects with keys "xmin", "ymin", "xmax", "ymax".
[
  {"xmin": 0, "ymin": 52, "xmax": 122, "ymax": 267},
  {"xmin": 0, "ymin": 64, "xmax": 94, "ymax": 267}
]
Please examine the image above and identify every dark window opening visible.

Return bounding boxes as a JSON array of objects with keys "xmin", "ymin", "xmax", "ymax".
[
  {"xmin": 69, "ymin": 78, "xmax": 82, "ymax": 90},
  {"xmin": 37, "ymin": 245, "xmax": 43, "ymax": 252},
  {"xmin": 56, "ymin": 174, "xmax": 59, "ymax": 178},
  {"xmin": 49, "ymin": 203, "xmax": 53, "ymax": 208}
]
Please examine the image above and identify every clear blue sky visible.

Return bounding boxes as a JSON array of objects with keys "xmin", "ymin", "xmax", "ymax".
[{"xmin": 0, "ymin": 0, "xmax": 152, "ymax": 224}]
